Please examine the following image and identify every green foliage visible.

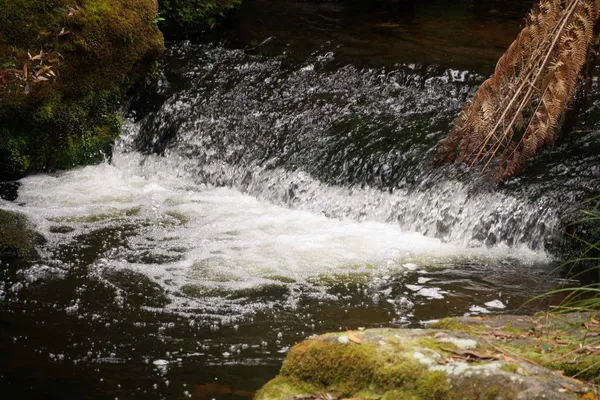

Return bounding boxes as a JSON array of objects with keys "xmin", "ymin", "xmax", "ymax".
[{"xmin": 158, "ymin": 0, "xmax": 242, "ymax": 37}]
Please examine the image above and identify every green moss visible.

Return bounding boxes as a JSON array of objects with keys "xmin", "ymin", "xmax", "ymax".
[
  {"xmin": 501, "ymin": 321, "xmax": 522, "ymax": 335},
  {"xmin": 417, "ymin": 371, "xmax": 452, "ymax": 400},
  {"xmin": 0, "ymin": 0, "xmax": 164, "ymax": 180},
  {"xmin": 280, "ymin": 341, "xmax": 377, "ymax": 394},
  {"xmin": 381, "ymin": 389, "xmax": 421, "ymax": 400},
  {"xmin": 158, "ymin": 0, "xmax": 242, "ymax": 38},
  {"xmin": 0, "ymin": 91, "xmax": 122, "ymax": 178},
  {"xmin": 503, "ymin": 345, "xmax": 600, "ymax": 384},
  {"xmin": 483, "ymin": 386, "xmax": 500, "ymax": 400},
  {"xmin": 427, "ymin": 318, "xmax": 475, "ymax": 333},
  {"xmin": 499, "ymin": 363, "xmax": 518, "ymax": 373},
  {"xmin": 415, "ymin": 337, "xmax": 458, "ymax": 354},
  {"xmin": 272, "ymin": 339, "xmax": 453, "ymax": 400},
  {"xmin": 254, "ymin": 376, "xmax": 319, "ymax": 400}
]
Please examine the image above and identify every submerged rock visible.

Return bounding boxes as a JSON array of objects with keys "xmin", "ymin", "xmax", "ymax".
[
  {"xmin": 0, "ymin": 209, "xmax": 44, "ymax": 261},
  {"xmin": 257, "ymin": 314, "xmax": 599, "ymax": 400}
]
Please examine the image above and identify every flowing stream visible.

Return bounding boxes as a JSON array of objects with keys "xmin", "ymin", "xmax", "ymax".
[{"xmin": 1, "ymin": 1, "xmax": 600, "ymax": 399}]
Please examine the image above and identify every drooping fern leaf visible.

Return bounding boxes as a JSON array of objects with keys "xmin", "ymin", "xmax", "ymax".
[{"xmin": 434, "ymin": 0, "xmax": 600, "ymax": 180}]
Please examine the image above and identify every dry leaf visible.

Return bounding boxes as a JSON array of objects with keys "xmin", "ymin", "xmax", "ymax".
[
  {"xmin": 36, "ymin": 65, "xmax": 52, "ymax": 77},
  {"xmin": 58, "ymin": 28, "xmax": 71, "ymax": 37},
  {"xmin": 491, "ymin": 330, "xmax": 514, "ymax": 339},
  {"xmin": 29, "ymin": 50, "xmax": 43, "ymax": 62},
  {"xmin": 68, "ymin": 5, "xmax": 82, "ymax": 16},
  {"xmin": 347, "ymin": 331, "xmax": 361, "ymax": 344},
  {"xmin": 559, "ymin": 382, "xmax": 572, "ymax": 390},
  {"xmin": 22, "ymin": 63, "xmax": 28, "ymax": 81},
  {"xmin": 453, "ymin": 349, "xmax": 498, "ymax": 361},
  {"xmin": 580, "ymin": 393, "xmax": 596, "ymax": 400}
]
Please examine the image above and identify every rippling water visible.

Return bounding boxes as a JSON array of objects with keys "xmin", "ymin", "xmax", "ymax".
[{"xmin": 2, "ymin": 1, "xmax": 600, "ymax": 399}]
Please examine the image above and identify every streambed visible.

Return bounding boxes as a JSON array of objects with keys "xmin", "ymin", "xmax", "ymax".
[{"xmin": 1, "ymin": 1, "xmax": 600, "ymax": 399}]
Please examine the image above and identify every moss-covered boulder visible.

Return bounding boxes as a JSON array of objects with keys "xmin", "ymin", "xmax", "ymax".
[
  {"xmin": 157, "ymin": 0, "xmax": 242, "ymax": 38},
  {"xmin": 0, "ymin": 0, "xmax": 164, "ymax": 180},
  {"xmin": 0, "ymin": 209, "xmax": 44, "ymax": 261},
  {"xmin": 258, "ymin": 314, "xmax": 600, "ymax": 400}
]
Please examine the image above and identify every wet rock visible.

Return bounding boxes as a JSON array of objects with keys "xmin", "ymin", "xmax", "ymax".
[
  {"xmin": 0, "ymin": 209, "xmax": 44, "ymax": 261},
  {"xmin": 257, "ymin": 317, "xmax": 599, "ymax": 400}
]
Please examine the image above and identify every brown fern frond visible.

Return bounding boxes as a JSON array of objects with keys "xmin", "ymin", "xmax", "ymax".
[{"xmin": 434, "ymin": 0, "xmax": 600, "ymax": 180}]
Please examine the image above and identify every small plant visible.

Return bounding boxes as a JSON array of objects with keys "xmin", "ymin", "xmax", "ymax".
[
  {"xmin": 158, "ymin": 0, "xmax": 242, "ymax": 37},
  {"xmin": 2, "ymin": 56, "xmax": 17, "ymax": 69},
  {"xmin": 551, "ymin": 195, "xmax": 600, "ymax": 313},
  {"xmin": 529, "ymin": 195, "xmax": 600, "ymax": 315}
]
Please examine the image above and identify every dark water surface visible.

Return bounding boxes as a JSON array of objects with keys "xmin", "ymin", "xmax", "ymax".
[{"xmin": 1, "ymin": 1, "xmax": 600, "ymax": 399}]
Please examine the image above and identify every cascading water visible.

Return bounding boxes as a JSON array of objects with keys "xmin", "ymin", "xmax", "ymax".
[{"xmin": 1, "ymin": 1, "xmax": 600, "ymax": 399}]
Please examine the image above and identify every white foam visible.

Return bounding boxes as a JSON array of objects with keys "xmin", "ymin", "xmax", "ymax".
[
  {"xmin": 0, "ymin": 152, "xmax": 549, "ymax": 319},
  {"xmin": 484, "ymin": 300, "xmax": 506, "ymax": 309}
]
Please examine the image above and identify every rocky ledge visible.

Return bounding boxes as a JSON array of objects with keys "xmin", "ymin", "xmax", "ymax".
[{"xmin": 257, "ymin": 313, "xmax": 599, "ymax": 400}]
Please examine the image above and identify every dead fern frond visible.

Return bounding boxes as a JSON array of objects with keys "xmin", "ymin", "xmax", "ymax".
[{"xmin": 434, "ymin": 0, "xmax": 600, "ymax": 180}]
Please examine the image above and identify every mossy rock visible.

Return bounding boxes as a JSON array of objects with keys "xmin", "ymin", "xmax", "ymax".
[
  {"xmin": 0, "ymin": 209, "xmax": 45, "ymax": 261},
  {"xmin": 257, "ymin": 324, "xmax": 599, "ymax": 400},
  {"xmin": 0, "ymin": 0, "xmax": 164, "ymax": 180},
  {"xmin": 430, "ymin": 313, "xmax": 600, "ymax": 385},
  {"xmin": 157, "ymin": 0, "xmax": 242, "ymax": 38}
]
